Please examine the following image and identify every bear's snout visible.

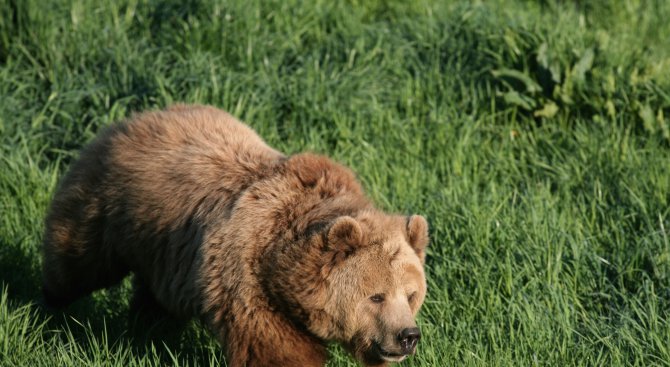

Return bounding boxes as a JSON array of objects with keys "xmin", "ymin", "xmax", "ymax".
[{"xmin": 397, "ymin": 327, "xmax": 421, "ymax": 354}]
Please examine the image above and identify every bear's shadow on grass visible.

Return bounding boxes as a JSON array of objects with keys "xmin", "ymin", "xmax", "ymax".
[
  {"xmin": 53, "ymin": 295, "xmax": 221, "ymax": 365},
  {"xmin": 0, "ymin": 238, "xmax": 221, "ymax": 365}
]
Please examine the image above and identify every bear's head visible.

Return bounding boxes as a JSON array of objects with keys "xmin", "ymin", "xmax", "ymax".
[{"xmin": 314, "ymin": 211, "xmax": 429, "ymax": 365}]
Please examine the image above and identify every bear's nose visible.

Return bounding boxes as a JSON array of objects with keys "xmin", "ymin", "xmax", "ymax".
[{"xmin": 397, "ymin": 327, "xmax": 421, "ymax": 354}]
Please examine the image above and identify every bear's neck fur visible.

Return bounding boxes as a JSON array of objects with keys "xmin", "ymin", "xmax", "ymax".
[
  {"xmin": 202, "ymin": 153, "xmax": 375, "ymax": 366},
  {"xmin": 257, "ymin": 153, "xmax": 374, "ymax": 339}
]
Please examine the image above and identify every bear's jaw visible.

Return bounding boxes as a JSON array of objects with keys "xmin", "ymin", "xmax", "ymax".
[
  {"xmin": 370, "ymin": 337, "xmax": 419, "ymax": 364},
  {"xmin": 381, "ymin": 354, "xmax": 407, "ymax": 363}
]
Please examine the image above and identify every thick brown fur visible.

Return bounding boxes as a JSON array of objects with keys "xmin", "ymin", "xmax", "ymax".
[{"xmin": 41, "ymin": 104, "xmax": 429, "ymax": 367}]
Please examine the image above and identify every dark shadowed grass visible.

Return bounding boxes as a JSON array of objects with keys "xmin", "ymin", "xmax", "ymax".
[{"xmin": 1, "ymin": 0, "xmax": 669, "ymax": 366}]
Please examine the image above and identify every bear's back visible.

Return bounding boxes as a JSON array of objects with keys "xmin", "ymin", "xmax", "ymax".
[
  {"xmin": 103, "ymin": 105, "xmax": 285, "ymax": 228},
  {"xmin": 98, "ymin": 105, "xmax": 284, "ymax": 315}
]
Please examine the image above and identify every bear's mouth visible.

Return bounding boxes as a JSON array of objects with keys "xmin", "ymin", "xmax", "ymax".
[{"xmin": 371, "ymin": 341, "xmax": 408, "ymax": 363}]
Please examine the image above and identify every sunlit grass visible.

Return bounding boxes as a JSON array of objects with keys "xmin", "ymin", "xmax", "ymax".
[{"xmin": 1, "ymin": 0, "xmax": 669, "ymax": 365}]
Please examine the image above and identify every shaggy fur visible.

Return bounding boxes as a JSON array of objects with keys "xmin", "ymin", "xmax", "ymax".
[{"xmin": 41, "ymin": 104, "xmax": 429, "ymax": 367}]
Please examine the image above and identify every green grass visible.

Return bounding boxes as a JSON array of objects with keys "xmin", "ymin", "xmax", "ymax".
[{"xmin": 1, "ymin": 0, "xmax": 670, "ymax": 365}]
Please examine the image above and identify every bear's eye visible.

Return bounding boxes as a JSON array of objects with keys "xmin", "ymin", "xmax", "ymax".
[
  {"xmin": 369, "ymin": 293, "xmax": 385, "ymax": 304},
  {"xmin": 408, "ymin": 291, "xmax": 417, "ymax": 303}
]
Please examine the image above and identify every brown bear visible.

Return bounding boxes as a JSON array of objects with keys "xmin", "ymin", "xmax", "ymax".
[{"xmin": 41, "ymin": 104, "xmax": 430, "ymax": 366}]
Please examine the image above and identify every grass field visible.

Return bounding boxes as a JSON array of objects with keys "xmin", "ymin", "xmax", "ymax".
[{"xmin": 1, "ymin": 0, "xmax": 670, "ymax": 365}]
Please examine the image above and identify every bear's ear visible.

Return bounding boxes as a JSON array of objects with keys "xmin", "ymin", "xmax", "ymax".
[
  {"xmin": 321, "ymin": 216, "xmax": 364, "ymax": 278},
  {"xmin": 327, "ymin": 216, "xmax": 363, "ymax": 251},
  {"xmin": 406, "ymin": 215, "xmax": 429, "ymax": 264}
]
